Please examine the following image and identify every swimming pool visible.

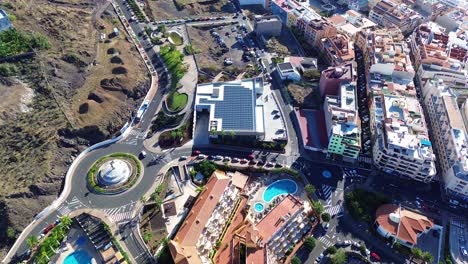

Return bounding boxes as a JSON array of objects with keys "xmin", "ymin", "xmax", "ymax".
[
  {"xmin": 63, "ymin": 250, "xmax": 92, "ymax": 264},
  {"xmin": 263, "ymin": 179, "xmax": 298, "ymax": 203},
  {"xmin": 254, "ymin": 202, "xmax": 264, "ymax": 212}
]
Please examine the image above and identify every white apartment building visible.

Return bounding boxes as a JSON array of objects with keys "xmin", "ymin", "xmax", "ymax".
[
  {"xmin": 368, "ymin": 0, "xmax": 423, "ymax": 35},
  {"xmin": 368, "ymin": 35, "xmax": 437, "ymax": 182},
  {"xmin": 410, "ymin": 22, "xmax": 468, "ymax": 89},
  {"xmin": 422, "ymin": 80, "xmax": 468, "ymax": 201}
]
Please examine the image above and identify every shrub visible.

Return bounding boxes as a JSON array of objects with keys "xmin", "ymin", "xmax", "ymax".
[
  {"xmin": 321, "ymin": 212, "xmax": 331, "ymax": 222},
  {"xmin": 0, "ymin": 63, "xmax": 18, "ymax": 76},
  {"xmin": 330, "ymin": 249, "xmax": 346, "ymax": 264},
  {"xmin": 304, "ymin": 184, "xmax": 316, "ymax": 196},
  {"xmin": 112, "ymin": 66, "xmax": 128, "ymax": 74},
  {"xmin": 291, "ymin": 256, "xmax": 301, "ymax": 264},
  {"xmin": 326, "ymin": 246, "xmax": 337, "ymax": 255},
  {"xmin": 110, "ymin": 56, "xmax": 123, "ymax": 64},
  {"xmin": 304, "ymin": 237, "xmax": 316, "ymax": 251}
]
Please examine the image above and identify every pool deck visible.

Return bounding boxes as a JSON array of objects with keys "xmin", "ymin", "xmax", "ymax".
[
  {"xmin": 54, "ymin": 226, "xmax": 102, "ymax": 264},
  {"xmin": 245, "ymin": 174, "xmax": 306, "ymax": 224}
]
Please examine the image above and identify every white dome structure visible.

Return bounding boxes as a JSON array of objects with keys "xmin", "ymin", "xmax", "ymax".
[{"xmin": 97, "ymin": 159, "xmax": 132, "ymax": 186}]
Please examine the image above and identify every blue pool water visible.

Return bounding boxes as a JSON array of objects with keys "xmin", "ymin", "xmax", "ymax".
[
  {"xmin": 254, "ymin": 202, "xmax": 264, "ymax": 212},
  {"xmin": 263, "ymin": 179, "xmax": 298, "ymax": 202},
  {"xmin": 63, "ymin": 250, "xmax": 92, "ymax": 264}
]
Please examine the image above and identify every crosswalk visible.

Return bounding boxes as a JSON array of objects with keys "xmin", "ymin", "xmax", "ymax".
[
  {"xmin": 57, "ymin": 196, "xmax": 88, "ymax": 216},
  {"xmin": 326, "ymin": 205, "xmax": 344, "ymax": 217},
  {"xmin": 318, "ymin": 236, "xmax": 334, "ymax": 248},
  {"xmin": 321, "ymin": 185, "xmax": 333, "ymax": 201},
  {"xmin": 128, "ymin": 129, "xmax": 147, "ymax": 139},
  {"xmin": 103, "ymin": 201, "xmax": 137, "ymax": 224}
]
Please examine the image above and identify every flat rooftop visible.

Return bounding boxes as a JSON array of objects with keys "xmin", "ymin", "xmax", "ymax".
[{"xmin": 196, "ymin": 79, "xmax": 264, "ymax": 133}]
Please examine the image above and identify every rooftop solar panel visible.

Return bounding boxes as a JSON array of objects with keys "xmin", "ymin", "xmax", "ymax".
[{"xmin": 199, "ymin": 85, "xmax": 255, "ymax": 131}]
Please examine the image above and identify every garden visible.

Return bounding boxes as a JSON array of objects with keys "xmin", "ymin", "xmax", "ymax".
[
  {"xmin": 87, "ymin": 152, "xmax": 142, "ymax": 194},
  {"xmin": 26, "ymin": 216, "xmax": 73, "ymax": 264},
  {"xmin": 345, "ymin": 188, "xmax": 390, "ymax": 223},
  {"xmin": 168, "ymin": 31, "xmax": 183, "ymax": 46},
  {"xmin": 160, "ymin": 44, "xmax": 189, "ymax": 112},
  {"xmin": 158, "ymin": 115, "xmax": 193, "ymax": 148}
]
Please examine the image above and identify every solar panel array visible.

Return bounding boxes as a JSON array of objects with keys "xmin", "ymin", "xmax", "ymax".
[{"xmin": 199, "ymin": 85, "xmax": 255, "ymax": 131}]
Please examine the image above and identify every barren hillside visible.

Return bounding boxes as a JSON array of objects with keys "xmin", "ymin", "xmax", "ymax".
[{"xmin": 0, "ymin": 0, "xmax": 149, "ymax": 257}]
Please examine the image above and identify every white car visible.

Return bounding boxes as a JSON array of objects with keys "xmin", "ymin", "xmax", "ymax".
[
  {"xmin": 461, "ymin": 246, "xmax": 468, "ymax": 257},
  {"xmin": 197, "ymin": 154, "xmax": 206, "ymax": 159},
  {"xmin": 214, "ymin": 155, "xmax": 223, "ymax": 161},
  {"xmin": 315, "ymin": 253, "xmax": 324, "ymax": 263}
]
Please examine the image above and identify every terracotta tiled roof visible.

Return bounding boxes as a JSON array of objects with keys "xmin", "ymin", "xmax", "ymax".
[
  {"xmin": 255, "ymin": 195, "xmax": 303, "ymax": 242},
  {"xmin": 170, "ymin": 170, "xmax": 231, "ymax": 264},
  {"xmin": 375, "ymin": 204, "xmax": 434, "ymax": 245}
]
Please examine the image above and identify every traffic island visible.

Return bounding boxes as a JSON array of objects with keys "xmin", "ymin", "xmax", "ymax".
[{"xmin": 87, "ymin": 152, "xmax": 142, "ymax": 194}]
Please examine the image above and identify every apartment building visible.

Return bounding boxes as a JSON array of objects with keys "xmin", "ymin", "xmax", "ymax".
[
  {"xmin": 323, "ymin": 82, "xmax": 361, "ymax": 162},
  {"xmin": 368, "ymin": 0, "xmax": 422, "ymax": 35},
  {"xmin": 346, "ymin": 0, "xmax": 370, "ymax": 11},
  {"xmin": 367, "ymin": 33, "xmax": 437, "ymax": 182},
  {"xmin": 435, "ymin": 7, "xmax": 468, "ymax": 33},
  {"xmin": 320, "ymin": 34, "xmax": 355, "ymax": 66},
  {"xmin": 422, "ymin": 80, "xmax": 468, "ymax": 201},
  {"xmin": 328, "ymin": 10, "xmax": 377, "ymax": 40},
  {"xmin": 410, "ymin": 22, "xmax": 468, "ymax": 89},
  {"xmin": 271, "ymin": 0, "xmax": 337, "ymax": 46},
  {"xmin": 319, "ymin": 63, "xmax": 356, "ymax": 97}
]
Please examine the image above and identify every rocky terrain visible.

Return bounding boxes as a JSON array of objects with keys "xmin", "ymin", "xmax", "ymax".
[{"xmin": 0, "ymin": 0, "xmax": 149, "ymax": 257}]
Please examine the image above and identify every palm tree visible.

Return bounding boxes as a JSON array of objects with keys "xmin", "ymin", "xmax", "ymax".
[
  {"xmin": 26, "ymin": 235, "xmax": 39, "ymax": 249},
  {"xmin": 60, "ymin": 216, "xmax": 72, "ymax": 228},
  {"xmin": 229, "ymin": 131, "xmax": 235, "ymax": 139}
]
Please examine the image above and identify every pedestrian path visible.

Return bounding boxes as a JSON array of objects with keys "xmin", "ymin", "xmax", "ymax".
[
  {"xmin": 57, "ymin": 196, "xmax": 88, "ymax": 216},
  {"xmin": 318, "ymin": 236, "xmax": 334, "ymax": 248},
  {"xmin": 321, "ymin": 185, "xmax": 333, "ymax": 201},
  {"xmin": 326, "ymin": 205, "xmax": 344, "ymax": 217},
  {"xmin": 103, "ymin": 201, "xmax": 137, "ymax": 224}
]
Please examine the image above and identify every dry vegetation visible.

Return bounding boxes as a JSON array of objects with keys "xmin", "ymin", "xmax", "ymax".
[
  {"xmin": 0, "ymin": 0, "xmax": 149, "ymax": 256},
  {"xmin": 145, "ymin": 0, "xmax": 233, "ymax": 20},
  {"xmin": 287, "ymin": 82, "xmax": 322, "ymax": 109}
]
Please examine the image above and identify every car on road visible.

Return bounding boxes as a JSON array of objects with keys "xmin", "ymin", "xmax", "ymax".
[
  {"xmin": 315, "ymin": 253, "xmax": 324, "ymax": 263},
  {"xmin": 192, "ymin": 150, "xmax": 201, "ymax": 155},
  {"xmin": 179, "ymin": 156, "xmax": 187, "ymax": 161},
  {"xmin": 197, "ymin": 154, "xmax": 206, "ymax": 159},
  {"xmin": 324, "ymin": 223, "xmax": 330, "ymax": 232},
  {"xmin": 37, "ymin": 233, "xmax": 45, "ymax": 241},
  {"xmin": 371, "ymin": 252, "xmax": 381, "ymax": 261},
  {"xmin": 461, "ymin": 246, "xmax": 468, "ymax": 257},
  {"xmin": 139, "ymin": 150, "xmax": 147, "ymax": 159}
]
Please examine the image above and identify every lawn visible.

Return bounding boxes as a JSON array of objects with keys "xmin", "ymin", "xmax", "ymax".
[
  {"xmin": 168, "ymin": 31, "xmax": 183, "ymax": 46},
  {"xmin": 167, "ymin": 91, "xmax": 188, "ymax": 112}
]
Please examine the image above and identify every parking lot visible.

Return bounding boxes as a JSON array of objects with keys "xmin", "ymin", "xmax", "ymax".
[{"xmin": 188, "ymin": 22, "xmax": 263, "ymax": 78}]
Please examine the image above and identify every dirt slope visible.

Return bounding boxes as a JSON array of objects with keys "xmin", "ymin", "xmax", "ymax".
[{"xmin": 0, "ymin": 0, "xmax": 149, "ymax": 257}]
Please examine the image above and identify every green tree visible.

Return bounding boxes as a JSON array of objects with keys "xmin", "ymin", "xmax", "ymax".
[
  {"xmin": 291, "ymin": 256, "xmax": 302, "ymax": 264},
  {"xmin": 140, "ymin": 195, "xmax": 147, "ymax": 203},
  {"xmin": 312, "ymin": 200, "xmax": 324, "ymax": 215},
  {"xmin": 303, "ymin": 69, "xmax": 321, "ymax": 80},
  {"xmin": 7, "ymin": 14, "xmax": 16, "ymax": 22},
  {"xmin": 26, "ymin": 235, "xmax": 39, "ymax": 249},
  {"xmin": 229, "ymin": 131, "xmax": 235, "ymax": 140},
  {"xmin": 303, "ymin": 237, "xmax": 316, "ymax": 251},
  {"xmin": 326, "ymin": 246, "xmax": 337, "ymax": 254},
  {"xmin": 143, "ymin": 231, "xmax": 153, "ymax": 243},
  {"xmin": 359, "ymin": 244, "xmax": 367, "ymax": 256},
  {"xmin": 422, "ymin": 252, "xmax": 434, "ymax": 263},
  {"xmin": 321, "ymin": 212, "xmax": 331, "ymax": 222},
  {"xmin": 158, "ymin": 24, "xmax": 167, "ymax": 33},
  {"xmin": 411, "ymin": 248, "xmax": 423, "ymax": 259},
  {"xmin": 304, "ymin": 184, "xmax": 316, "ymax": 196},
  {"xmin": 330, "ymin": 249, "xmax": 346, "ymax": 264},
  {"xmin": 60, "ymin": 216, "xmax": 73, "ymax": 227}
]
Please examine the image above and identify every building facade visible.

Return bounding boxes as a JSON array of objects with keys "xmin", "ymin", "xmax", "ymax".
[
  {"xmin": 323, "ymin": 82, "xmax": 361, "ymax": 162},
  {"xmin": 422, "ymin": 80, "xmax": 468, "ymax": 201},
  {"xmin": 368, "ymin": 0, "xmax": 423, "ymax": 35},
  {"xmin": 366, "ymin": 33, "xmax": 437, "ymax": 182},
  {"xmin": 254, "ymin": 15, "xmax": 282, "ymax": 37}
]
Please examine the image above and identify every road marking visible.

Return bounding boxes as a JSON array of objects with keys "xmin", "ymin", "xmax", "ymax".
[
  {"xmin": 103, "ymin": 201, "xmax": 137, "ymax": 224},
  {"xmin": 326, "ymin": 205, "xmax": 344, "ymax": 216},
  {"xmin": 318, "ymin": 236, "xmax": 334, "ymax": 247},
  {"xmin": 57, "ymin": 196, "xmax": 88, "ymax": 217}
]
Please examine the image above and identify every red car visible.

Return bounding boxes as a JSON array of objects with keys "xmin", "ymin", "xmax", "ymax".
[
  {"xmin": 247, "ymin": 154, "xmax": 255, "ymax": 160},
  {"xmin": 192, "ymin": 150, "xmax": 201, "ymax": 156},
  {"xmin": 371, "ymin": 252, "xmax": 381, "ymax": 261},
  {"xmin": 43, "ymin": 223, "xmax": 55, "ymax": 235}
]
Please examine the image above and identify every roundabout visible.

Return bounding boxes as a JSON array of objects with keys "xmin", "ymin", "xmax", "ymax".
[{"xmin": 87, "ymin": 152, "xmax": 142, "ymax": 194}]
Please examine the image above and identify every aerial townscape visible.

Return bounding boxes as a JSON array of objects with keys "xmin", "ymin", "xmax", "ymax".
[{"xmin": 0, "ymin": 0, "xmax": 467, "ymax": 263}]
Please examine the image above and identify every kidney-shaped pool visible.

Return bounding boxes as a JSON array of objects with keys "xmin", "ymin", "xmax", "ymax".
[{"xmin": 263, "ymin": 179, "xmax": 298, "ymax": 203}]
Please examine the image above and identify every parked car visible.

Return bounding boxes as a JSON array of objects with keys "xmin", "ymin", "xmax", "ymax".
[
  {"xmin": 37, "ymin": 234, "xmax": 45, "ymax": 241},
  {"xmin": 197, "ymin": 154, "xmax": 206, "ymax": 159},
  {"xmin": 324, "ymin": 223, "xmax": 330, "ymax": 232},
  {"xmin": 371, "ymin": 252, "xmax": 381, "ymax": 261},
  {"xmin": 232, "ymin": 158, "xmax": 239, "ymax": 163},
  {"xmin": 247, "ymin": 154, "xmax": 255, "ymax": 160},
  {"xmin": 43, "ymin": 223, "xmax": 55, "ymax": 234},
  {"xmin": 179, "ymin": 156, "xmax": 187, "ymax": 161},
  {"xmin": 214, "ymin": 155, "xmax": 223, "ymax": 161},
  {"xmin": 223, "ymin": 157, "xmax": 231, "ymax": 162},
  {"xmin": 315, "ymin": 253, "xmax": 324, "ymax": 263},
  {"xmin": 192, "ymin": 150, "xmax": 201, "ymax": 155},
  {"xmin": 461, "ymin": 246, "xmax": 468, "ymax": 257}
]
